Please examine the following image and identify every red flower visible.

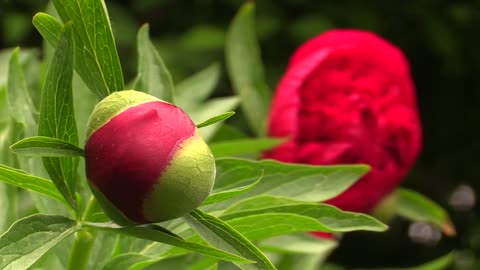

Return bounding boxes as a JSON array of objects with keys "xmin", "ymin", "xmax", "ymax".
[{"xmin": 265, "ymin": 30, "xmax": 422, "ymax": 213}]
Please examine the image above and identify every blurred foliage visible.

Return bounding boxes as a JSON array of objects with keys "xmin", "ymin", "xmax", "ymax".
[{"xmin": 2, "ymin": 0, "xmax": 480, "ymax": 268}]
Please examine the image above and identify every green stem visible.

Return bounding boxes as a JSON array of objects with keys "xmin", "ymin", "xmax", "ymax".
[
  {"xmin": 67, "ymin": 196, "xmax": 98, "ymax": 270},
  {"xmin": 67, "ymin": 230, "xmax": 95, "ymax": 270}
]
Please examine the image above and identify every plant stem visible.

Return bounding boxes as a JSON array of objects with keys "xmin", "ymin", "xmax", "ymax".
[
  {"xmin": 67, "ymin": 196, "xmax": 98, "ymax": 270},
  {"xmin": 67, "ymin": 230, "xmax": 95, "ymax": 270}
]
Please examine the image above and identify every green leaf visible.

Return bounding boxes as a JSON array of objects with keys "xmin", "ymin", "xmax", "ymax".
[
  {"xmin": 0, "ymin": 164, "xmax": 68, "ymax": 206},
  {"xmin": 202, "ymin": 176, "xmax": 262, "ymax": 206},
  {"xmin": 102, "ymin": 253, "xmax": 157, "ymax": 270},
  {"xmin": 197, "ymin": 112, "xmax": 235, "ymax": 129},
  {"xmin": 228, "ymin": 213, "xmax": 334, "ymax": 240},
  {"xmin": 38, "ymin": 23, "xmax": 79, "ymax": 210},
  {"xmin": 396, "ymin": 188, "xmax": 456, "ymax": 236},
  {"xmin": 185, "ymin": 209, "xmax": 276, "ymax": 270},
  {"xmin": 173, "ymin": 64, "xmax": 238, "ymax": 141},
  {"xmin": 0, "ymin": 86, "xmax": 20, "ymax": 233},
  {"xmin": 354, "ymin": 252, "xmax": 455, "ymax": 270},
  {"xmin": 85, "ymin": 222, "xmax": 252, "ymax": 265},
  {"xmin": 217, "ymin": 199, "xmax": 386, "ymax": 240},
  {"xmin": 0, "ymin": 51, "xmax": 12, "ymax": 90},
  {"xmin": 7, "ymin": 48, "xmax": 37, "ymax": 137},
  {"xmin": 134, "ymin": 24, "xmax": 175, "ymax": 102},
  {"xmin": 103, "ymin": 253, "xmax": 216, "ymax": 270},
  {"xmin": 11, "ymin": 136, "xmax": 84, "ymax": 157},
  {"xmin": 32, "ymin": 12, "xmax": 63, "ymax": 48},
  {"xmin": 260, "ymin": 234, "xmax": 337, "ymax": 254},
  {"xmin": 72, "ymin": 73, "xmax": 98, "ymax": 144},
  {"xmin": 209, "ymin": 138, "xmax": 285, "ymax": 158},
  {"xmin": 206, "ymin": 159, "xmax": 369, "ymax": 213},
  {"xmin": 274, "ymin": 254, "xmax": 329, "ymax": 270},
  {"xmin": 51, "ymin": 0, "xmax": 124, "ymax": 99},
  {"xmin": 409, "ymin": 252, "xmax": 454, "ymax": 270},
  {"xmin": 0, "ymin": 214, "xmax": 79, "ymax": 270},
  {"xmin": 0, "ymin": 182, "xmax": 16, "ymax": 234},
  {"xmin": 226, "ymin": 2, "xmax": 271, "ymax": 135},
  {"xmin": 87, "ymin": 231, "xmax": 119, "ymax": 270},
  {"xmin": 260, "ymin": 234, "xmax": 337, "ymax": 270},
  {"xmin": 175, "ymin": 63, "xmax": 220, "ymax": 111},
  {"xmin": 190, "ymin": 97, "xmax": 240, "ymax": 141},
  {"xmin": 186, "ymin": 257, "xmax": 218, "ymax": 270}
]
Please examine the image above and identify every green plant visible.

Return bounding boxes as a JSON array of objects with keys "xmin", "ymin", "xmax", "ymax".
[{"xmin": 0, "ymin": 1, "xmax": 455, "ymax": 269}]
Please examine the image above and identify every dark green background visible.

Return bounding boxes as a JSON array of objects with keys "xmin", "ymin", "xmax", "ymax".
[{"xmin": 1, "ymin": 0, "xmax": 479, "ymax": 268}]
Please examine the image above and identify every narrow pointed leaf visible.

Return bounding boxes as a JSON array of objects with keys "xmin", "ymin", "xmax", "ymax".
[
  {"xmin": 0, "ymin": 164, "xmax": 68, "ymax": 205},
  {"xmin": 226, "ymin": 2, "xmax": 271, "ymax": 135},
  {"xmin": 0, "ymin": 214, "xmax": 79, "ymax": 270},
  {"xmin": 11, "ymin": 136, "xmax": 84, "ymax": 157},
  {"xmin": 197, "ymin": 112, "xmax": 235, "ymax": 129},
  {"xmin": 85, "ymin": 222, "xmax": 251, "ymax": 264},
  {"xmin": 396, "ymin": 188, "xmax": 456, "ymax": 236},
  {"xmin": 189, "ymin": 97, "xmax": 240, "ymax": 141},
  {"xmin": 52, "ymin": 0, "xmax": 124, "ymax": 98},
  {"xmin": 135, "ymin": 24, "xmax": 174, "ymax": 102},
  {"xmin": 186, "ymin": 209, "xmax": 276, "ymax": 270},
  {"xmin": 38, "ymin": 23, "xmax": 78, "ymax": 210}
]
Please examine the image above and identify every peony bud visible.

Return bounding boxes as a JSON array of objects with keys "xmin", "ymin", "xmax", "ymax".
[
  {"xmin": 85, "ymin": 90, "xmax": 215, "ymax": 223},
  {"xmin": 265, "ymin": 30, "xmax": 422, "ymax": 213}
]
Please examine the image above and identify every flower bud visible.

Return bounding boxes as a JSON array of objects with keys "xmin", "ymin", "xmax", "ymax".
[{"xmin": 85, "ymin": 90, "xmax": 215, "ymax": 223}]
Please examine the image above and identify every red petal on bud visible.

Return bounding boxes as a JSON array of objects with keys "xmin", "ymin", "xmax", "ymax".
[
  {"xmin": 85, "ymin": 101, "xmax": 195, "ymax": 222},
  {"xmin": 309, "ymin": 231, "xmax": 335, "ymax": 240}
]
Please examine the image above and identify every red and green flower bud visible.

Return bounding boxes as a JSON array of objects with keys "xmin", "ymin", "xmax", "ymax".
[{"xmin": 85, "ymin": 90, "xmax": 215, "ymax": 223}]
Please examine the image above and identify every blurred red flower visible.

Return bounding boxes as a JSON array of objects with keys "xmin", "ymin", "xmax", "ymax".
[{"xmin": 265, "ymin": 30, "xmax": 422, "ymax": 213}]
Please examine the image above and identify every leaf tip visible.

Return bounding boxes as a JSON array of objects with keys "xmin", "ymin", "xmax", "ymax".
[{"xmin": 441, "ymin": 220, "xmax": 456, "ymax": 237}]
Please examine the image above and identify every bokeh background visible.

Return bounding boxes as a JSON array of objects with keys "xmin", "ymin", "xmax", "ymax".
[{"xmin": 1, "ymin": 0, "xmax": 479, "ymax": 268}]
